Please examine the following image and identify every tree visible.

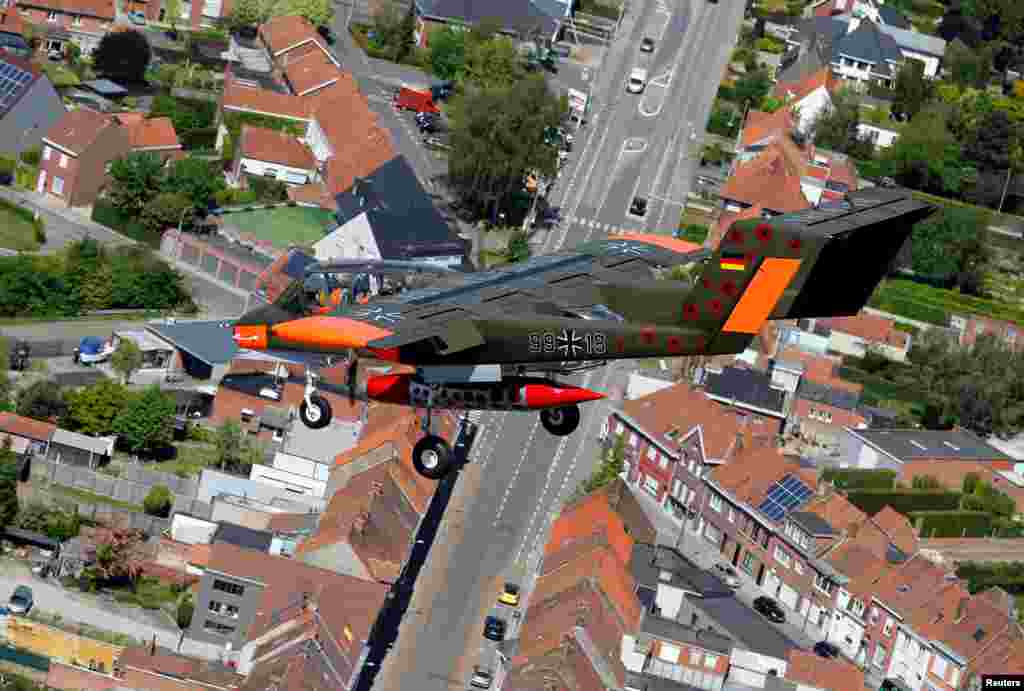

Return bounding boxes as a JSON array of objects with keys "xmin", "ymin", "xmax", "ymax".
[
  {"xmin": 176, "ymin": 596, "xmax": 194, "ymax": 629},
  {"xmin": 140, "ymin": 192, "xmax": 193, "ymax": 234},
  {"xmin": 94, "ymin": 528, "xmax": 147, "ymax": 589},
  {"xmin": 278, "ymin": 0, "xmax": 333, "ymax": 27},
  {"xmin": 945, "ymin": 39, "xmax": 993, "ymax": 88},
  {"xmin": 394, "ymin": 2, "xmax": 416, "ymax": 63},
  {"xmin": 111, "ymin": 338, "xmax": 143, "ymax": 384},
  {"xmin": 64, "ymin": 380, "xmax": 131, "ymax": 436},
  {"xmin": 891, "ymin": 59, "xmax": 932, "ymax": 121},
  {"xmin": 0, "ymin": 440, "xmax": 20, "ymax": 533},
  {"xmin": 576, "ymin": 434, "xmax": 625, "ymax": 497},
  {"xmin": 93, "ymin": 29, "xmax": 151, "ymax": 83},
  {"xmin": 370, "ymin": 2, "xmax": 407, "ymax": 59},
  {"xmin": 16, "ymin": 380, "xmax": 67, "ymax": 421},
  {"xmin": 164, "ymin": 156, "xmax": 225, "ymax": 209},
  {"xmin": 731, "ymin": 69, "xmax": 773, "ymax": 112},
  {"xmin": 227, "ymin": 0, "xmax": 263, "ymax": 29},
  {"xmin": 810, "ymin": 88, "xmax": 874, "ymax": 158},
  {"xmin": 430, "ymin": 25, "xmax": 467, "ymax": 81},
  {"xmin": 966, "ymin": 109, "xmax": 1017, "ymax": 171},
  {"xmin": 885, "ymin": 107, "xmax": 976, "ymax": 195},
  {"xmin": 165, "ymin": 0, "xmax": 182, "ymax": 28},
  {"xmin": 114, "ymin": 386, "xmax": 175, "ymax": 455},
  {"xmin": 462, "ymin": 33, "xmax": 523, "ymax": 89},
  {"xmin": 214, "ymin": 420, "xmax": 261, "ymax": 474},
  {"xmin": 909, "ymin": 206, "xmax": 992, "ymax": 292},
  {"xmin": 143, "ymin": 485, "xmax": 173, "ymax": 518},
  {"xmin": 506, "ymin": 232, "xmax": 530, "ymax": 263},
  {"xmin": 107, "ymin": 151, "xmax": 166, "ymax": 215}
]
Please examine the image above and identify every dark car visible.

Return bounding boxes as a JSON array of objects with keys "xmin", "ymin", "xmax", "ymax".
[
  {"xmin": 419, "ymin": 120, "xmax": 444, "ymax": 134},
  {"xmin": 317, "ymin": 25, "xmax": 336, "ymax": 44},
  {"xmin": 483, "ymin": 616, "xmax": 506, "ymax": 641},
  {"xmin": 0, "ymin": 172, "xmax": 12, "ymax": 186},
  {"xmin": 753, "ymin": 596, "xmax": 786, "ymax": 623},
  {"xmin": 813, "ymin": 641, "xmax": 840, "ymax": 659},
  {"xmin": 640, "ymin": 37, "xmax": 655, "ymax": 52},
  {"xmin": 9, "ymin": 585, "xmax": 32, "ymax": 615}
]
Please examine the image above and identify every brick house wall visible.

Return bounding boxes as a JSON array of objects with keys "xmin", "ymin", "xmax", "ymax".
[
  {"xmin": 46, "ymin": 662, "xmax": 123, "ymax": 691},
  {"xmin": 649, "ymin": 639, "xmax": 731, "ymax": 677},
  {"xmin": 17, "ymin": 4, "xmax": 112, "ymax": 54},
  {"xmin": 603, "ymin": 412, "xmax": 678, "ymax": 506},
  {"xmin": 39, "ymin": 124, "xmax": 130, "ymax": 207},
  {"xmin": 702, "ymin": 494, "xmax": 774, "ymax": 586}
]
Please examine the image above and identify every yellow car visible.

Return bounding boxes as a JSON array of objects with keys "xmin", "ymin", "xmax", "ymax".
[{"xmin": 498, "ymin": 583, "xmax": 520, "ymax": 607}]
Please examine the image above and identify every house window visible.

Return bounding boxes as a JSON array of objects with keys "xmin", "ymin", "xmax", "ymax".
[
  {"xmin": 59, "ymin": 153, "xmax": 68, "ymax": 168},
  {"xmin": 815, "ymin": 574, "xmax": 835, "ymax": 595},
  {"xmin": 51, "ymin": 177, "xmax": 64, "ymax": 195},
  {"xmin": 202, "ymin": 620, "xmax": 236, "ymax": 636},
  {"xmin": 212, "ymin": 579, "xmax": 245, "ymax": 596},
  {"xmin": 47, "ymin": 11, "xmax": 57, "ymax": 21},
  {"xmin": 949, "ymin": 666, "xmax": 960, "ymax": 686},
  {"xmin": 849, "ymin": 598, "xmax": 866, "ymax": 618},
  {"xmin": 704, "ymin": 522, "xmax": 722, "ymax": 545},
  {"xmin": 647, "ymin": 446, "xmax": 656, "ymax": 461},
  {"xmin": 690, "ymin": 649, "xmax": 702, "ymax": 665},
  {"xmin": 42, "ymin": 146, "xmax": 51, "ymax": 160},
  {"xmin": 208, "ymin": 600, "xmax": 239, "ymax": 618},
  {"xmin": 629, "ymin": 433, "xmax": 638, "ymax": 448},
  {"xmin": 615, "ymin": 422, "xmax": 624, "ymax": 435},
  {"xmin": 658, "ymin": 643, "xmax": 681, "ymax": 664},
  {"xmin": 709, "ymin": 494, "xmax": 723, "ymax": 512},
  {"xmin": 71, "ymin": 14, "xmax": 81, "ymax": 26},
  {"xmin": 884, "ymin": 617, "xmax": 894, "ymax": 636},
  {"xmin": 774, "ymin": 545, "xmax": 791, "ymax": 568},
  {"xmin": 741, "ymin": 552, "xmax": 755, "ymax": 575},
  {"xmin": 658, "ymin": 455, "xmax": 668, "ymax": 470}
]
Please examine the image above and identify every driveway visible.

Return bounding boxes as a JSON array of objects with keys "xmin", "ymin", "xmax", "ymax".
[{"xmin": 0, "ymin": 559, "xmax": 223, "ymax": 661}]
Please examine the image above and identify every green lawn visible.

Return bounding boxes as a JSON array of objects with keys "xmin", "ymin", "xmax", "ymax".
[
  {"xmin": 0, "ymin": 205, "xmax": 41, "ymax": 252},
  {"xmin": 161, "ymin": 442, "xmax": 220, "ymax": 478},
  {"xmin": 222, "ymin": 206, "xmax": 335, "ymax": 250},
  {"xmin": 47, "ymin": 482, "xmax": 144, "ymax": 512},
  {"xmin": 40, "ymin": 62, "xmax": 80, "ymax": 87},
  {"xmin": 112, "ymin": 576, "xmax": 180, "ymax": 610},
  {"xmin": 869, "ymin": 278, "xmax": 1024, "ymax": 326}
]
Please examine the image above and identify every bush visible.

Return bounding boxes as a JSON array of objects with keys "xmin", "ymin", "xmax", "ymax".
[
  {"xmin": 180, "ymin": 127, "xmax": 218, "ymax": 150},
  {"xmin": 20, "ymin": 147, "xmax": 40, "ymax": 166},
  {"xmin": 248, "ymin": 176, "xmax": 288, "ymax": 202},
  {"xmin": 677, "ymin": 224, "xmax": 709, "ymax": 244},
  {"xmin": 220, "ymin": 131, "xmax": 234, "ymax": 164},
  {"xmin": 0, "ymin": 155, "xmax": 16, "ymax": 175},
  {"xmin": 821, "ymin": 468, "xmax": 898, "ymax": 490},
  {"xmin": 911, "ymin": 510, "xmax": 993, "ymax": 537},
  {"xmin": 176, "ymin": 596, "xmax": 194, "ymax": 629},
  {"xmin": 844, "ymin": 489, "xmax": 962, "ymax": 516},
  {"xmin": 143, "ymin": 485, "xmax": 173, "ymax": 517},
  {"xmin": 92, "ymin": 199, "xmax": 157, "ymax": 248},
  {"xmin": 956, "ymin": 561, "xmax": 1024, "ymax": 594},
  {"xmin": 754, "ymin": 37, "xmax": 785, "ymax": 54}
]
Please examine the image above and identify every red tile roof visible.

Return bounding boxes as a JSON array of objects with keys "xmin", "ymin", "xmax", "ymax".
[
  {"xmin": 222, "ymin": 79, "xmax": 311, "ymax": 121},
  {"xmin": 708, "ymin": 204, "xmax": 764, "ymax": 251},
  {"xmin": 773, "ymin": 67, "xmax": 836, "ymax": 104},
  {"xmin": 720, "ymin": 139, "xmax": 811, "ymax": 214},
  {"xmin": 869, "ymin": 554, "xmax": 954, "ymax": 617},
  {"xmin": 260, "ymin": 15, "xmax": 322, "ymax": 56},
  {"xmin": 0, "ymin": 10, "xmax": 28, "ymax": 35},
  {"xmin": 740, "ymin": 108, "xmax": 796, "ymax": 148},
  {"xmin": 708, "ymin": 446, "xmax": 814, "ymax": 510},
  {"xmin": 871, "ymin": 506, "xmax": 919, "ymax": 556},
  {"xmin": 43, "ymin": 108, "xmax": 123, "ymax": 155},
  {"xmin": 122, "ymin": 115, "xmax": 180, "ymax": 150},
  {"xmin": 24, "ymin": 0, "xmax": 115, "ymax": 19},
  {"xmin": 240, "ymin": 125, "xmax": 315, "ymax": 170},
  {"xmin": 787, "ymin": 650, "xmax": 864, "ymax": 690},
  {"xmin": 284, "ymin": 49, "xmax": 339, "ymax": 96},
  {"xmin": 545, "ymin": 489, "xmax": 634, "ymax": 567},
  {"xmin": 0, "ymin": 412, "xmax": 56, "ymax": 441},
  {"xmin": 817, "ymin": 313, "xmax": 910, "ymax": 349},
  {"xmin": 823, "ymin": 539, "xmax": 891, "ymax": 595},
  {"xmin": 801, "ymin": 490, "xmax": 867, "ymax": 537},
  {"xmin": 120, "ymin": 646, "xmax": 243, "ymax": 687}
]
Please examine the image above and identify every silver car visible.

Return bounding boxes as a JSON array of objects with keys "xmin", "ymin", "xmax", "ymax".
[
  {"xmin": 470, "ymin": 667, "xmax": 493, "ymax": 689},
  {"xmin": 714, "ymin": 563, "xmax": 741, "ymax": 588},
  {"xmin": 8, "ymin": 585, "xmax": 32, "ymax": 615}
]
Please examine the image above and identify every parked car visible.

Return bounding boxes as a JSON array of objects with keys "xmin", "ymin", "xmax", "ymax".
[
  {"xmin": 629, "ymin": 196, "xmax": 648, "ymax": 217},
  {"xmin": 753, "ymin": 596, "xmax": 786, "ymax": 623},
  {"xmin": 9, "ymin": 585, "xmax": 33, "ymax": 615},
  {"xmin": 713, "ymin": 563, "xmax": 741, "ymax": 588},
  {"xmin": 422, "ymin": 136, "xmax": 452, "ymax": 152},
  {"xmin": 627, "ymin": 67, "xmax": 648, "ymax": 93},
  {"xmin": 640, "ymin": 37, "xmax": 655, "ymax": 52},
  {"xmin": 316, "ymin": 25, "xmax": 336, "ymax": 44},
  {"xmin": 469, "ymin": 667, "xmax": 493, "ymax": 689},
  {"xmin": 483, "ymin": 616, "xmax": 506, "ymax": 641},
  {"xmin": 128, "ymin": 10, "xmax": 146, "ymax": 24},
  {"xmin": 498, "ymin": 583, "xmax": 520, "ymax": 607},
  {"xmin": 0, "ymin": 172, "xmax": 12, "ymax": 186},
  {"xmin": 813, "ymin": 641, "xmax": 840, "ymax": 659}
]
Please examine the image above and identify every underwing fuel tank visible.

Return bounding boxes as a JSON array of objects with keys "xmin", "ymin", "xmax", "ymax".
[{"xmin": 364, "ymin": 374, "xmax": 604, "ymax": 411}]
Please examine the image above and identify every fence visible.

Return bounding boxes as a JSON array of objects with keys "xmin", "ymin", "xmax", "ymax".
[
  {"xmin": 31, "ymin": 458, "xmax": 200, "ymax": 512},
  {"xmin": 20, "ymin": 484, "xmax": 171, "ymax": 535}
]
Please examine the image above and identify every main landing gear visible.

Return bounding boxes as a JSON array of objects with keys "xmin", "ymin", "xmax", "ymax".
[
  {"xmin": 412, "ymin": 386, "xmax": 453, "ymax": 480},
  {"xmin": 299, "ymin": 370, "xmax": 332, "ymax": 429},
  {"xmin": 540, "ymin": 406, "xmax": 581, "ymax": 436}
]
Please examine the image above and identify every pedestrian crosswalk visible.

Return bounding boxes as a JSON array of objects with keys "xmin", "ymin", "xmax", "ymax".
[{"xmin": 561, "ymin": 215, "xmax": 633, "ymax": 235}]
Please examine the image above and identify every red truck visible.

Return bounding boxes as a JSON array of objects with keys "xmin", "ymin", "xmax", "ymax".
[{"xmin": 393, "ymin": 87, "xmax": 440, "ymax": 114}]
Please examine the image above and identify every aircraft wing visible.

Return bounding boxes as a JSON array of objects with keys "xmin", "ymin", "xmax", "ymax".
[{"xmin": 234, "ymin": 188, "xmax": 935, "ymax": 363}]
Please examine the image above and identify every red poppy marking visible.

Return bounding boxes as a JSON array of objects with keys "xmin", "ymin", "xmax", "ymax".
[
  {"xmin": 616, "ymin": 336, "xmax": 626, "ymax": 353},
  {"xmin": 707, "ymin": 299, "xmax": 723, "ymax": 315},
  {"xmin": 667, "ymin": 336, "xmax": 682, "ymax": 353},
  {"xmin": 702, "ymin": 277, "xmax": 712, "ymax": 290},
  {"xmin": 755, "ymin": 223, "xmax": 773, "ymax": 242},
  {"xmin": 789, "ymin": 238, "xmax": 802, "ymax": 251},
  {"xmin": 727, "ymin": 229, "xmax": 745, "ymax": 245},
  {"xmin": 641, "ymin": 327, "xmax": 657, "ymax": 345},
  {"xmin": 682, "ymin": 303, "xmax": 699, "ymax": 321},
  {"xmin": 721, "ymin": 280, "xmax": 738, "ymax": 297},
  {"xmin": 694, "ymin": 335, "xmax": 706, "ymax": 351}
]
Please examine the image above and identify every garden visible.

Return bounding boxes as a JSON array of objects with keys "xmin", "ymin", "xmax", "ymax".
[
  {"xmin": 218, "ymin": 205, "xmax": 336, "ymax": 250},
  {"xmin": 0, "ymin": 196, "xmax": 46, "ymax": 252}
]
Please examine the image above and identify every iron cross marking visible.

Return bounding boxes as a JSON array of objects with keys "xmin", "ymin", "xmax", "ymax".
[
  {"xmin": 557, "ymin": 329, "xmax": 584, "ymax": 358},
  {"xmin": 350, "ymin": 306, "xmax": 404, "ymax": 324}
]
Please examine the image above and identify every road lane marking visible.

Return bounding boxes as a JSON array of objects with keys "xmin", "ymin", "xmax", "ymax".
[{"xmin": 494, "ymin": 417, "xmax": 540, "ymax": 524}]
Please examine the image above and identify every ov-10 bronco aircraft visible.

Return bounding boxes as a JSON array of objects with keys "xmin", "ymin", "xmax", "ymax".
[{"xmin": 233, "ymin": 188, "xmax": 935, "ymax": 480}]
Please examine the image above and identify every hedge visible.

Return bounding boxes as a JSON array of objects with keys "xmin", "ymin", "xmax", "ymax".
[
  {"xmin": 180, "ymin": 127, "xmax": 218, "ymax": 150},
  {"xmin": 91, "ymin": 200, "xmax": 157, "ymax": 248},
  {"xmin": 870, "ymin": 278, "xmax": 1024, "ymax": 326},
  {"xmin": 821, "ymin": 468, "xmax": 897, "ymax": 490},
  {"xmin": 845, "ymin": 489, "xmax": 962, "ymax": 516},
  {"xmin": 956, "ymin": 562, "xmax": 1024, "ymax": 595},
  {"xmin": 0, "ymin": 155, "xmax": 15, "ymax": 175},
  {"xmin": 910, "ymin": 510, "xmax": 993, "ymax": 538}
]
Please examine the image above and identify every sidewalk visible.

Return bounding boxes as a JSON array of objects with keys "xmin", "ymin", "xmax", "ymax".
[
  {"xmin": 0, "ymin": 188, "xmax": 136, "ymax": 251},
  {"xmin": 627, "ymin": 481, "xmax": 819, "ymax": 650}
]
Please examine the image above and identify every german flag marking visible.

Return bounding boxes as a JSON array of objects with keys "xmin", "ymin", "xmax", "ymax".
[{"xmin": 720, "ymin": 252, "xmax": 747, "ymax": 272}]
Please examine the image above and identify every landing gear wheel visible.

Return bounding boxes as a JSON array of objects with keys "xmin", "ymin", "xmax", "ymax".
[
  {"xmin": 540, "ymin": 405, "xmax": 580, "ymax": 436},
  {"xmin": 299, "ymin": 395, "xmax": 332, "ymax": 429},
  {"xmin": 413, "ymin": 435, "xmax": 453, "ymax": 480}
]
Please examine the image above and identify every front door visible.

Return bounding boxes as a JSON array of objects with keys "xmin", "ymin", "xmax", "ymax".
[{"xmin": 36, "ymin": 170, "xmax": 46, "ymax": 193}]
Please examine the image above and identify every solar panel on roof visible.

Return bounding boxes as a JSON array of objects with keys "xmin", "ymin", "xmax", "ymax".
[{"xmin": 757, "ymin": 474, "xmax": 814, "ymax": 522}]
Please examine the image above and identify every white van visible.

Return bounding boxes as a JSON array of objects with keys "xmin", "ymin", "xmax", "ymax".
[{"xmin": 627, "ymin": 68, "xmax": 648, "ymax": 93}]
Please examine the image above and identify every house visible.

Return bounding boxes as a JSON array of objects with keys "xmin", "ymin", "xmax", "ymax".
[
  {"xmin": 232, "ymin": 124, "xmax": 317, "ymax": 187},
  {"xmin": 413, "ymin": 0, "xmax": 571, "ymax": 48},
  {"xmin": 198, "ymin": 468, "xmax": 326, "ymax": 514},
  {"xmin": 249, "ymin": 451, "xmax": 330, "ymax": 499},
  {"xmin": 838, "ymin": 428, "xmax": 1014, "ymax": 472},
  {"xmin": 38, "ymin": 108, "xmax": 130, "ymax": 207},
  {"xmin": 0, "ymin": 412, "xmax": 54, "ymax": 456},
  {"xmin": 788, "ymin": 379, "xmax": 866, "ymax": 449},
  {"xmin": 0, "ymin": 55, "xmax": 64, "ymax": 158},
  {"xmin": 948, "ymin": 313, "xmax": 1024, "ymax": 353},
  {"xmin": 188, "ymin": 541, "xmax": 385, "ymax": 653},
  {"xmin": 211, "ymin": 521, "xmax": 274, "ymax": 554},
  {"xmin": 108, "ymin": 329, "xmax": 177, "ymax": 384},
  {"xmin": 45, "ymin": 428, "xmax": 115, "ymax": 468},
  {"xmin": 143, "ymin": 319, "xmax": 241, "ymax": 383},
  {"xmin": 702, "ymin": 366, "xmax": 790, "ymax": 429},
  {"xmin": 620, "ymin": 604, "xmax": 733, "ymax": 689},
  {"xmin": 803, "ymin": 313, "xmax": 911, "ymax": 362},
  {"xmin": 258, "ymin": 14, "xmax": 334, "ymax": 69},
  {"xmin": 785, "ymin": 649, "xmax": 865, "ymax": 690},
  {"xmin": 115, "ymin": 646, "xmax": 243, "ymax": 691},
  {"xmin": 114, "ymin": 112, "xmax": 182, "ymax": 160},
  {"xmin": 0, "ymin": 10, "xmax": 31, "ymax": 59},
  {"xmin": 16, "ymin": 0, "xmax": 114, "ymax": 56}
]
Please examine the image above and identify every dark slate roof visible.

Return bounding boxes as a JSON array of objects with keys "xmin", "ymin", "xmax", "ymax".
[
  {"xmin": 415, "ymin": 0, "xmax": 566, "ymax": 38},
  {"xmin": 213, "ymin": 521, "xmax": 274, "ymax": 552},
  {"xmin": 796, "ymin": 379, "xmax": 860, "ymax": 411},
  {"xmin": 878, "ymin": 5, "xmax": 910, "ymax": 29},
  {"xmin": 640, "ymin": 612, "xmax": 733, "ymax": 654},
  {"xmin": 687, "ymin": 595, "xmax": 800, "ymax": 660},
  {"xmin": 834, "ymin": 18, "xmax": 902, "ymax": 70},
  {"xmin": 146, "ymin": 320, "xmax": 238, "ymax": 366},
  {"xmin": 789, "ymin": 510, "xmax": 835, "ymax": 536},
  {"xmin": 626, "ymin": 672, "xmax": 706, "ymax": 691},
  {"xmin": 631, "ymin": 543, "xmax": 735, "ymax": 598},
  {"xmin": 703, "ymin": 367, "xmax": 786, "ymax": 416},
  {"xmin": 364, "ymin": 208, "xmax": 467, "ymax": 262},
  {"xmin": 859, "ymin": 405, "xmax": 900, "ymax": 427},
  {"xmin": 852, "ymin": 429, "xmax": 1012, "ymax": 462},
  {"xmin": 334, "ymin": 156, "xmax": 438, "ymax": 226}
]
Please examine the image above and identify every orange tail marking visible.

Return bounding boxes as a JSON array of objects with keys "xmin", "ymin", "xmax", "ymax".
[
  {"xmin": 271, "ymin": 316, "xmax": 394, "ymax": 349},
  {"xmin": 723, "ymin": 258, "xmax": 802, "ymax": 334},
  {"xmin": 232, "ymin": 324, "xmax": 268, "ymax": 350}
]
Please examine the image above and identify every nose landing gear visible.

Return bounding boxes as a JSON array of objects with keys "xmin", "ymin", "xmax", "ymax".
[{"xmin": 540, "ymin": 405, "xmax": 580, "ymax": 436}]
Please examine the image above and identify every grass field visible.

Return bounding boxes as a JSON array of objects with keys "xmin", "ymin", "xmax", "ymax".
[
  {"xmin": 0, "ymin": 205, "xmax": 41, "ymax": 251},
  {"xmin": 223, "ymin": 206, "xmax": 335, "ymax": 249},
  {"xmin": 869, "ymin": 278, "xmax": 1024, "ymax": 326}
]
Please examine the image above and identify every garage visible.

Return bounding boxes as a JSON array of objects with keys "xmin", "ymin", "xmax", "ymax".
[{"xmin": 779, "ymin": 583, "xmax": 799, "ymax": 610}]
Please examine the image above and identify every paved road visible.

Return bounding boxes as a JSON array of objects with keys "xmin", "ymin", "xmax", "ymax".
[
  {"xmin": 0, "ymin": 560, "xmax": 223, "ymax": 661},
  {"xmin": 375, "ymin": 362, "xmax": 634, "ymax": 690},
  {"xmin": 542, "ymin": 0, "xmax": 746, "ymax": 251}
]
